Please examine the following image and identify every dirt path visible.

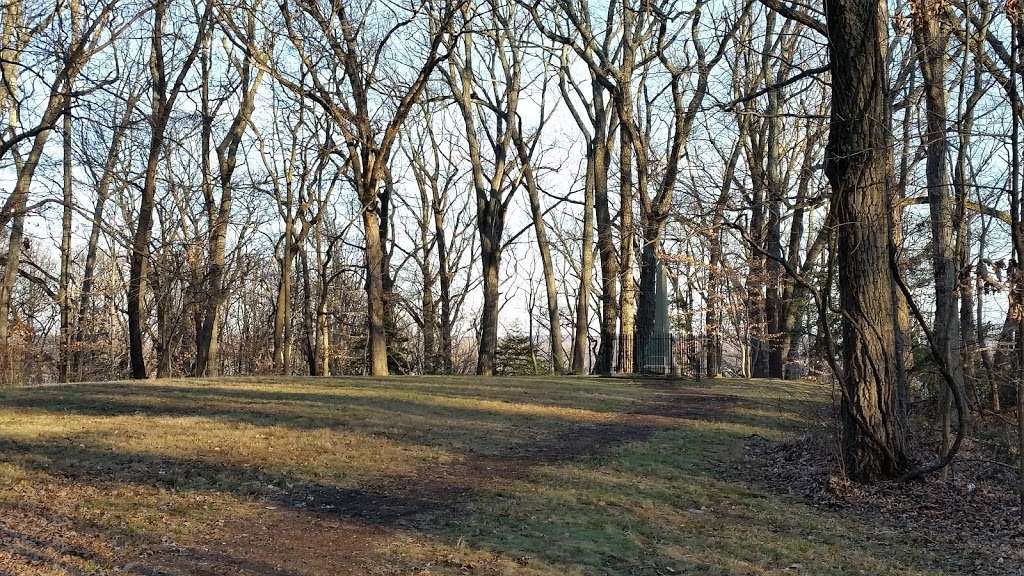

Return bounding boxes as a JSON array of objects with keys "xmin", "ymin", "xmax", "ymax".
[
  {"xmin": 1, "ymin": 381, "xmax": 745, "ymax": 576},
  {"xmin": 174, "ymin": 384, "xmax": 743, "ymax": 576}
]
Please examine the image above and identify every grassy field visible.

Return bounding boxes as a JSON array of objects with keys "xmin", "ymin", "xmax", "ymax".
[{"xmin": 0, "ymin": 375, "xmax": 981, "ymax": 575}]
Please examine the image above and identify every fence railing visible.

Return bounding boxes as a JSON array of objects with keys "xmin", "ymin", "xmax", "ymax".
[{"xmin": 615, "ymin": 332, "xmax": 704, "ymax": 379}]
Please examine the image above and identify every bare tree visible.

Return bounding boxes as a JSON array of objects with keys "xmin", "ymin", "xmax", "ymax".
[
  {"xmin": 126, "ymin": 0, "xmax": 210, "ymax": 378},
  {"xmin": 194, "ymin": 4, "xmax": 268, "ymax": 376},
  {"xmin": 824, "ymin": 0, "xmax": 910, "ymax": 480},
  {"xmin": 442, "ymin": 0, "xmax": 526, "ymax": 375},
  {"xmin": 0, "ymin": 0, "xmax": 134, "ymax": 377},
  {"xmin": 258, "ymin": 0, "xmax": 462, "ymax": 376}
]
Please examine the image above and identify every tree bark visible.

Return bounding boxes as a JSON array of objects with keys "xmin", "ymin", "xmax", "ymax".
[
  {"xmin": 478, "ymin": 236, "xmax": 501, "ymax": 376},
  {"xmin": 572, "ymin": 141, "xmax": 596, "ymax": 374},
  {"xmin": 616, "ymin": 7, "xmax": 637, "ymax": 371},
  {"xmin": 912, "ymin": 1, "xmax": 965, "ymax": 465},
  {"xmin": 58, "ymin": 88, "xmax": 74, "ymax": 382},
  {"xmin": 363, "ymin": 209, "xmax": 390, "ymax": 376},
  {"xmin": 593, "ymin": 125, "xmax": 619, "ymax": 375},
  {"xmin": 825, "ymin": 0, "xmax": 911, "ymax": 481}
]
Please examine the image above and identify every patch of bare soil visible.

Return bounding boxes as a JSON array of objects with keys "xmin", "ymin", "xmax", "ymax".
[
  {"xmin": 635, "ymin": 380, "xmax": 745, "ymax": 419},
  {"xmin": 745, "ymin": 431, "xmax": 1024, "ymax": 575}
]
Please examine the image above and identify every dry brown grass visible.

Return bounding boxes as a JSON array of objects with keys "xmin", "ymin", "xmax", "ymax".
[{"xmin": 0, "ymin": 376, "xmax": 974, "ymax": 575}]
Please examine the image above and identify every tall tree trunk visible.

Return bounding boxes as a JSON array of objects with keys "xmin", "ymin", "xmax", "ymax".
[
  {"xmin": 891, "ymin": 77, "xmax": 916, "ymax": 415},
  {"xmin": 953, "ymin": 29, "xmax": 985, "ymax": 407},
  {"xmin": 57, "ymin": 89, "xmax": 74, "ymax": 382},
  {"xmin": 517, "ymin": 139, "xmax": 564, "ymax": 374},
  {"xmin": 273, "ymin": 228, "xmax": 294, "ymax": 373},
  {"xmin": 572, "ymin": 145, "xmax": 596, "ymax": 374},
  {"xmin": 746, "ymin": 183, "xmax": 768, "ymax": 378},
  {"xmin": 363, "ymin": 208, "xmax": 390, "ymax": 376},
  {"xmin": 764, "ymin": 86, "xmax": 786, "ymax": 379},
  {"xmin": 825, "ymin": 0, "xmax": 911, "ymax": 481},
  {"xmin": 195, "ymin": 35, "xmax": 214, "ymax": 375},
  {"xmin": 73, "ymin": 91, "xmax": 138, "ymax": 378},
  {"xmin": 195, "ymin": 59, "xmax": 262, "ymax": 377},
  {"xmin": 127, "ymin": 1, "xmax": 207, "ymax": 379},
  {"xmin": 432, "ymin": 191, "xmax": 454, "ymax": 374},
  {"xmin": 636, "ymin": 222, "xmax": 667, "ymax": 373},
  {"xmin": 300, "ymin": 247, "xmax": 318, "ymax": 375},
  {"xmin": 616, "ymin": 13, "xmax": 637, "ymax": 371},
  {"xmin": 58, "ymin": 0, "xmax": 80, "ymax": 378},
  {"xmin": 913, "ymin": 6, "xmax": 965, "ymax": 462},
  {"xmin": 418, "ymin": 176, "xmax": 437, "ymax": 373},
  {"xmin": 127, "ymin": 132, "xmax": 164, "ymax": 379},
  {"xmin": 444, "ymin": 11, "xmax": 516, "ymax": 377},
  {"xmin": 591, "ymin": 88, "xmax": 618, "ymax": 376},
  {"xmin": 617, "ymin": 119, "xmax": 636, "ymax": 373}
]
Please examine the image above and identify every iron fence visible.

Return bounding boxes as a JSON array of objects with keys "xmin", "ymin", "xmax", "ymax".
[{"xmin": 614, "ymin": 332, "xmax": 704, "ymax": 379}]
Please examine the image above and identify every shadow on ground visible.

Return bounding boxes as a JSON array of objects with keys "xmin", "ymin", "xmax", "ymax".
[{"xmin": 0, "ymin": 377, "xmax": 956, "ymax": 575}]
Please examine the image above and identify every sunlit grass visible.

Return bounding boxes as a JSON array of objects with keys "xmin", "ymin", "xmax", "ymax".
[{"xmin": 0, "ymin": 375, "xmax": 956, "ymax": 575}]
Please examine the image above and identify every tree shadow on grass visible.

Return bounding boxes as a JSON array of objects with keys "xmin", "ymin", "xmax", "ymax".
[
  {"xmin": 0, "ymin": 378, "xmax": 907, "ymax": 575},
  {"xmin": 0, "ymin": 506, "xmax": 312, "ymax": 576},
  {"xmin": 0, "ymin": 381, "xmax": 757, "ymax": 574},
  {"xmin": 0, "ymin": 380, "xmax": 819, "ymax": 458},
  {"xmin": 0, "ymin": 425, "xmax": 699, "ymax": 574}
]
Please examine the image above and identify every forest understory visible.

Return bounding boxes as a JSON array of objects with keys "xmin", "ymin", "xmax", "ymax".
[{"xmin": 747, "ymin": 402, "xmax": 1024, "ymax": 574}]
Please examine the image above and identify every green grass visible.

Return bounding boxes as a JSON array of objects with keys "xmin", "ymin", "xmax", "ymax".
[{"xmin": 0, "ymin": 376, "xmax": 958, "ymax": 574}]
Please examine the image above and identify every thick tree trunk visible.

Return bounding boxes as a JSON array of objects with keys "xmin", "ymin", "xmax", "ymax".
[
  {"xmin": 618, "ymin": 118, "xmax": 636, "ymax": 372},
  {"xmin": 363, "ymin": 208, "xmax": 389, "ymax": 376},
  {"xmin": 706, "ymin": 229, "xmax": 725, "ymax": 377},
  {"xmin": 765, "ymin": 191, "xmax": 784, "ymax": 378},
  {"xmin": 592, "ymin": 88, "xmax": 618, "ymax": 376},
  {"xmin": 636, "ymin": 225, "xmax": 664, "ymax": 370},
  {"xmin": 763, "ymin": 84, "xmax": 786, "ymax": 379},
  {"xmin": 127, "ymin": 131, "xmax": 164, "ymax": 379},
  {"xmin": 477, "ymin": 239, "xmax": 501, "ymax": 376},
  {"xmin": 825, "ymin": 0, "xmax": 911, "ymax": 481},
  {"xmin": 616, "ymin": 25, "xmax": 637, "ymax": 372},
  {"xmin": 128, "ymin": 1, "xmax": 206, "ymax": 379}
]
